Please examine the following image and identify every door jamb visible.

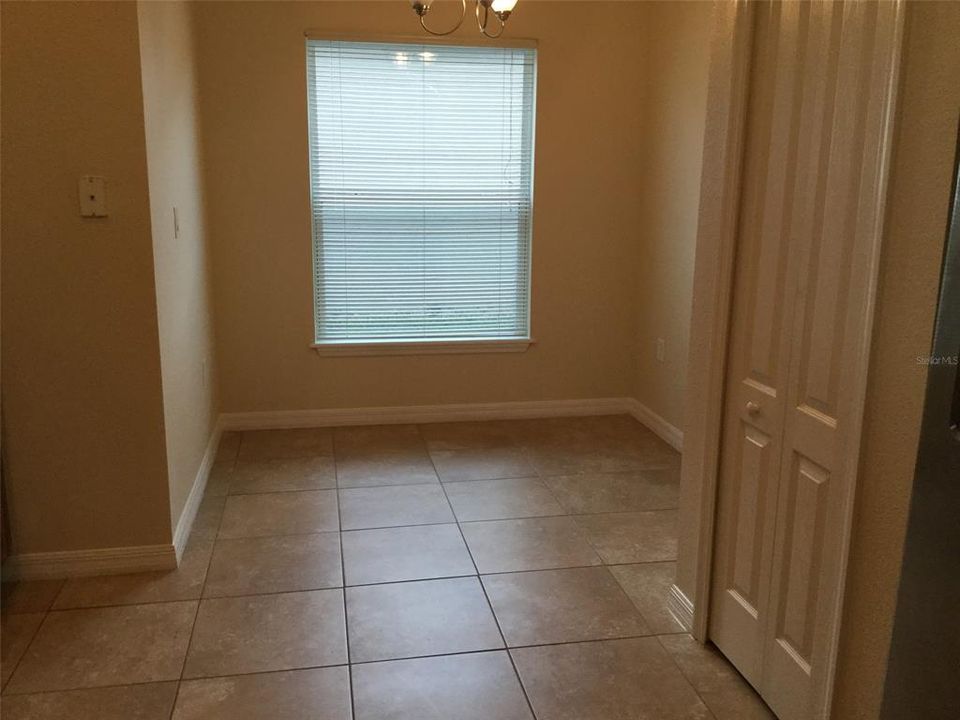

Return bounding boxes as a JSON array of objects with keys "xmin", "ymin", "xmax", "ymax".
[{"xmin": 676, "ymin": 0, "xmax": 755, "ymax": 643}]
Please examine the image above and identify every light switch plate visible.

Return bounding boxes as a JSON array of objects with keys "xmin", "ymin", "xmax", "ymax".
[{"xmin": 78, "ymin": 176, "xmax": 108, "ymax": 217}]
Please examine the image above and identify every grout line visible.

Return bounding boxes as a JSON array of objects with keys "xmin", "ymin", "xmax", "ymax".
[
  {"xmin": 0, "ymin": 632, "xmax": 694, "ymax": 702},
  {"xmin": 348, "ymin": 630, "xmax": 663, "ymax": 664},
  {"xmin": 0, "ymin": 677, "xmax": 190, "ymax": 699},
  {"xmin": 17, "ymin": 557, "xmax": 687, "ymax": 612},
  {"xmin": 654, "ymin": 634, "xmax": 723, "ymax": 719},
  {"xmin": 167, "ymin": 449, "xmax": 232, "ymax": 720},
  {"xmin": 419, "ymin": 425, "xmax": 541, "ymax": 720},
  {"xmin": 34, "ymin": 557, "xmax": 683, "ymax": 612},
  {"xmin": 332, "ymin": 431, "xmax": 357, "ymax": 720},
  {"xmin": 1, "ymin": 606, "xmax": 52, "ymax": 694},
  {"xmin": 0, "ymin": 578, "xmax": 67, "ymax": 690}
]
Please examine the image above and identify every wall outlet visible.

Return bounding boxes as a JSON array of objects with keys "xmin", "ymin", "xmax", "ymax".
[
  {"xmin": 78, "ymin": 176, "xmax": 108, "ymax": 217},
  {"xmin": 656, "ymin": 337, "xmax": 666, "ymax": 363}
]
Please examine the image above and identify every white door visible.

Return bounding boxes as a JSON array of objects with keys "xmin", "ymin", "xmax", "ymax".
[{"xmin": 709, "ymin": 2, "xmax": 902, "ymax": 719}]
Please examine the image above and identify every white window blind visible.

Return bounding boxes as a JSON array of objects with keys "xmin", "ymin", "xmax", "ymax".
[{"xmin": 306, "ymin": 39, "xmax": 536, "ymax": 345}]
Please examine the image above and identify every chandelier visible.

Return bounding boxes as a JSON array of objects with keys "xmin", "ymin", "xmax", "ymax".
[{"xmin": 410, "ymin": 0, "xmax": 519, "ymax": 39}]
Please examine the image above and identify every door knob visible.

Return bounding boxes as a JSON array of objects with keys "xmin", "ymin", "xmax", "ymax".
[{"xmin": 746, "ymin": 401, "xmax": 761, "ymax": 415}]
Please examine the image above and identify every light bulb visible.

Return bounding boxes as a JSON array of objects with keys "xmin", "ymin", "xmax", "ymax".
[{"xmin": 491, "ymin": 0, "xmax": 518, "ymax": 15}]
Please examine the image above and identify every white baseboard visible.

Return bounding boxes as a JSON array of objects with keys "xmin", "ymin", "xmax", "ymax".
[
  {"xmin": 171, "ymin": 419, "xmax": 223, "ymax": 563},
  {"xmin": 219, "ymin": 397, "xmax": 636, "ymax": 431},
  {"xmin": 668, "ymin": 583, "xmax": 695, "ymax": 632},
  {"xmin": 625, "ymin": 399, "xmax": 683, "ymax": 451},
  {"xmin": 1, "ymin": 544, "xmax": 177, "ymax": 582},
  {"xmin": 3, "ymin": 421, "xmax": 224, "ymax": 582}
]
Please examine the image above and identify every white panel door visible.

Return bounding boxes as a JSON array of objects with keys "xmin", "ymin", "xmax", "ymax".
[
  {"xmin": 708, "ymin": 0, "xmax": 805, "ymax": 687},
  {"xmin": 709, "ymin": 2, "xmax": 902, "ymax": 719}
]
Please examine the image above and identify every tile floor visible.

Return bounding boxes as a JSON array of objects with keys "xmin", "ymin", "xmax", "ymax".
[{"xmin": 0, "ymin": 415, "xmax": 775, "ymax": 719}]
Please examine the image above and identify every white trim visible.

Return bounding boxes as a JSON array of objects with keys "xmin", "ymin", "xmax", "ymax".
[
  {"xmin": 219, "ymin": 397, "xmax": 634, "ymax": 431},
  {"xmin": 1, "ymin": 544, "xmax": 176, "ymax": 581},
  {"xmin": 625, "ymin": 399, "xmax": 683, "ymax": 452},
  {"xmin": 303, "ymin": 31, "xmax": 539, "ymax": 50},
  {"xmin": 683, "ymin": 0, "xmax": 756, "ymax": 644},
  {"xmin": 312, "ymin": 338, "xmax": 533, "ymax": 357},
  {"xmin": 171, "ymin": 420, "xmax": 223, "ymax": 563},
  {"xmin": 668, "ymin": 583, "xmax": 695, "ymax": 633}
]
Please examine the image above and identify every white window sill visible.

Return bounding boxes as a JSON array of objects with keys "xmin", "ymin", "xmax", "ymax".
[{"xmin": 311, "ymin": 338, "xmax": 534, "ymax": 357}]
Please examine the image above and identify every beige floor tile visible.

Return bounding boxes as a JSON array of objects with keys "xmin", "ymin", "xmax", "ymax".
[
  {"xmin": 445, "ymin": 478, "xmax": 565, "ymax": 522},
  {"xmin": 173, "ymin": 667, "xmax": 352, "ymax": 720},
  {"xmin": 204, "ymin": 533, "xmax": 342, "ymax": 597},
  {"xmin": 658, "ymin": 634, "xmax": 776, "ymax": 720},
  {"xmin": 575, "ymin": 510, "xmax": 678, "ymax": 563},
  {"xmin": 420, "ymin": 420, "xmax": 521, "ymax": 451},
  {"xmin": 6, "ymin": 602, "xmax": 196, "ymax": 694},
  {"xmin": 2, "ymin": 682, "xmax": 178, "ymax": 720},
  {"xmin": 430, "ymin": 447, "xmax": 536, "ymax": 482},
  {"xmin": 525, "ymin": 444, "xmax": 655, "ymax": 477},
  {"xmin": 1, "ymin": 612, "xmax": 45, "ymax": 689},
  {"xmin": 511, "ymin": 637, "xmax": 712, "ymax": 720},
  {"xmin": 1, "ymin": 579, "xmax": 64, "ymax": 614},
  {"xmin": 238, "ymin": 428, "xmax": 333, "ymax": 460},
  {"xmin": 191, "ymin": 495, "xmax": 226, "ymax": 540},
  {"xmin": 183, "ymin": 589, "xmax": 347, "ymax": 677},
  {"xmin": 518, "ymin": 417, "xmax": 680, "ymax": 475},
  {"xmin": 342, "ymin": 524, "xmax": 474, "ymax": 586},
  {"xmin": 460, "ymin": 516, "xmax": 602, "ymax": 573},
  {"xmin": 609, "ymin": 562, "xmax": 685, "ymax": 634},
  {"xmin": 345, "ymin": 577, "xmax": 503, "ymax": 662},
  {"xmin": 483, "ymin": 567, "xmax": 649, "ymax": 646},
  {"xmin": 54, "ymin": 536, "xmax": 213, "ymax": 609},
  {"xmin": 215, "ymin": 431, "xmax": 241, "ymax": 461},
  {"xmin": 336, "ymin": 452, "xmax": 438, "ymax": 488},
  {"xmin": 545, "ymin": 470, "xmax": 679, "ymax": 514},
  {"xmin": 334, "ymin": 424, "xmax": 425, "ymax": 456},
  {"xmin": 205, "ymin": 463, "xmax": 233, "ymax": 498},
  {"xmin": 229, "ymin": 456, "xmax": 336, "ymax": 495},
  {"xmin": 339, "ymin": 484, "xmax": 453, "ymax": 530},
  {"xmin": 352, "ymin": 651, "xmax": 533, "ymax": 720},
  {"xmin": 218, "ymin": 490, "xmax": 339, "ymax": 538}
]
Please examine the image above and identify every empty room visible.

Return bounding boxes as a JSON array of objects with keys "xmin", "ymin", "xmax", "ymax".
[{"xmin": 1, "ymin": 1, "xmax": 958, "ymax": 718}]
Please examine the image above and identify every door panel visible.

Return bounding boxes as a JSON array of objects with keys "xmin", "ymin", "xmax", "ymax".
[
  {"xmin": 710, "ymin": 1, "xmax": 903, "ymax": 718},
  {"xmin": 709, "ymin": 0, "xmax": 804, "ymax": 686},
  {"xmin": 729, "ymin": 424, "xmax": 774, "ymax": 609},
  {"xmin": 764, "ymin": 4, "xmax": 901, "ymax": 719},
  {"xmin": 773, "ymin": 454, "xmax": 829, "ymax": 672}
]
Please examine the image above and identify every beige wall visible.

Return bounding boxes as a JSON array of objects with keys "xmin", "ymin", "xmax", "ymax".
[
  {"xmin": 0, "ymin": 1, "xmax": 172, "ymax": 552},
  {"xmin": 194, "ymin": 0, "xmax": 648, "ymax": 413},
  {"xmin": 137, "ymin": 0, "xmax": 219, "ymax": 530},
  {"xmin": 634, "ymin": 1, "xmax": 711, "ymax": 431},
  {"xmin": 833, "ymin": 2, "xmax": 960, "ymax": 716}
]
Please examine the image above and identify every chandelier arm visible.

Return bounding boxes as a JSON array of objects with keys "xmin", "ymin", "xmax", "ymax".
[
  {"xmin": 477, "ymin": 4, "xmax": 505, "ymax": 39},
  {"xmin": 419, "ymin": 0, "xmax": 467, "ymax": 36}
]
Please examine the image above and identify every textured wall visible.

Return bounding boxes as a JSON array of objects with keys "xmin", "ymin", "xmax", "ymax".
[
  {"xmin": 1, "ymin": 1, "xmax": 171, "ymax": 552},
  {"xmin": 137, "ymin": 0, "xmax": 220, "ymax": 531},
  {"xmin": 193, "ymin": 0, "xmax": 649, "ymax": 413},
  {"xmin": 633, "ymin": 1, "xmax": 712, "ymax": 431}
]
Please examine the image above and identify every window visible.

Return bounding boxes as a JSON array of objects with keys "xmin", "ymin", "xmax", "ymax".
[{"xmin": 306, "ymin": 39, "xmax": 536, "ymax": 351}]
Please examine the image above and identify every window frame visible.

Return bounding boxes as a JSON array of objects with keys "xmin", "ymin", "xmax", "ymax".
[{"xmin": 304, "ymin": 32, "xmax": 538, "ymax": 357}]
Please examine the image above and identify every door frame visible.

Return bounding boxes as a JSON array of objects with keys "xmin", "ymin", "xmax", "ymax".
[{"xmin": 679, "ymin": 1, "xmax": 906, "ymax": 717}]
